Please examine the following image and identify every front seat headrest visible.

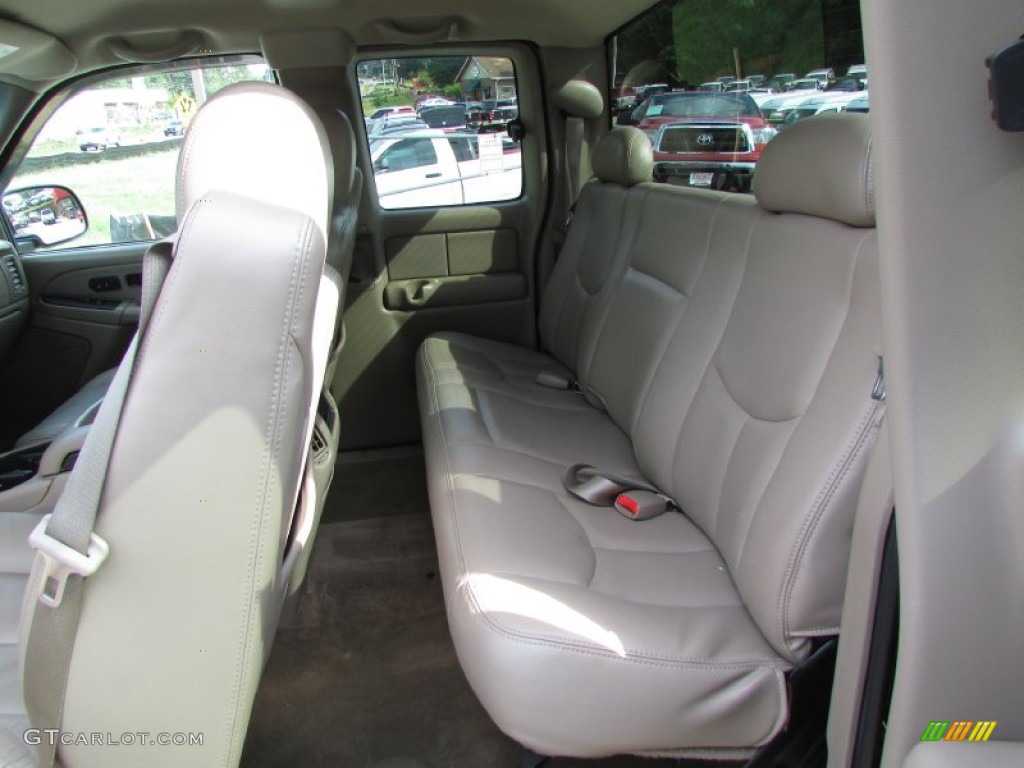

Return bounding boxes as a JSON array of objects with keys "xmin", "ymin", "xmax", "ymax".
[
  {"xmin": 176, "ymin": 81, "xmax": 332, "ymax": 240},
  {"xmin": 312, "ymin": 105, "xmax": 357, "ymax": 200},
  {"xmin": 753, "ymin": 112, "xmax": 874, "ymax": 228},
  {"xmin": 592, "ymin": 126, "xmax": 653, "ymax": 187}
]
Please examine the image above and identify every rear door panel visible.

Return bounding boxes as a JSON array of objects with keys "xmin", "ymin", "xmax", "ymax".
[{"xmin": 333, "ymin": 46, "xmax": 547, "ymax": 450}]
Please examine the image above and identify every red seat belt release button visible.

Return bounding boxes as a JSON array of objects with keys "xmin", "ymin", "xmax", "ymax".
[{"xmin": 613, "ymin": 491, "xmax": 671, "ymax": 521}]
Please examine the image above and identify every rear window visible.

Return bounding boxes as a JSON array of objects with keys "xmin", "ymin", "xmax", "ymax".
[{"xmin": 609, "ymin": 0, "xmax": 866, "ymax": 194}]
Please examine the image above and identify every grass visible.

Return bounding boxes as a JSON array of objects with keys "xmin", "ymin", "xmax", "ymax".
[
  {"xmin": 29, "ymin": 124, "xmax": 174, "ymax": 159},
  {"xmin": 13, "ymin": 148, "xmax": 178, "ymax": 247}
]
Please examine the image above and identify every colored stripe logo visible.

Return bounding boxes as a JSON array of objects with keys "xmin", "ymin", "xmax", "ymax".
[{"xmin": 920, "ymin": 721, "xmax": 997, "ymax": 742}]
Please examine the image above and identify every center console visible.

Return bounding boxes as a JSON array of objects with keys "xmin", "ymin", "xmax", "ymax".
[{"xmin": 0, "ymin": 399, "xmax": 97, "ymax": 517}]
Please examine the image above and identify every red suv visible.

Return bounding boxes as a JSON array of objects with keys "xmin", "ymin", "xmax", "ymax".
[{"xmin": 627, "ymin": 91, "xmax": 777, "ymax": 191}]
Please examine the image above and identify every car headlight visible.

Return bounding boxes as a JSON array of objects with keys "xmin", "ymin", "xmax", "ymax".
[{"xmin": 751, "ymin": 126, "xmax": 778, "ymax": 144}]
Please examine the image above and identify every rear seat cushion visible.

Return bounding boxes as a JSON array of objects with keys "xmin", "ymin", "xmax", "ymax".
[{"xmin": 420, "ymin": 399, "xmax": 789, "ymax": 755}]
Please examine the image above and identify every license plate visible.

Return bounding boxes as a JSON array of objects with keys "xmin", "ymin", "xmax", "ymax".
[{"xmin": 689, "ymin": 172, "xmax": 714, "ymax": 187}]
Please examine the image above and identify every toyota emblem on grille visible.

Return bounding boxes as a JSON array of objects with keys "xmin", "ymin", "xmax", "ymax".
[{"xmin": 696, "ymin": 133, "xmax": 714, "ymax": 146}]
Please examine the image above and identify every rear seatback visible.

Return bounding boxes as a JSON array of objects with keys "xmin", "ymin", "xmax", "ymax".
[{"xmin": 415, "ymin": 113, "xmax": 881, "ymax": 756}]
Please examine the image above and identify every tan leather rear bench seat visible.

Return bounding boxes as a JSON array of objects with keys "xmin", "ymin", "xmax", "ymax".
[{"xmin": 415, "ymin": 114, "xmax": 882, "ymax": 759}]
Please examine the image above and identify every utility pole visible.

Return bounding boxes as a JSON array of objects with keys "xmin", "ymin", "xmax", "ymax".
[{"xmin": 191, "ymin": 68, "xmax": 207, "ymax": 107}]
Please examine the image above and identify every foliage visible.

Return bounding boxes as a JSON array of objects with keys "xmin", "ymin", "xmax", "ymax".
[{"xmin": 614, "ymin": 0, "xmax": 828, "ymax": 88}]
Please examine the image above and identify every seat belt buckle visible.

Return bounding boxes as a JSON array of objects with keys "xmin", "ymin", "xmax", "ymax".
[
  {"xmin": 614, "ymin": 490, "xmax": 672, "ymax": 521},
  {"xmin": 535, "ymin": 371, "xmax": 581, "ymax": 393},
  {"xmin": 29, "ymin": 514, "xmax": 109, "ymax": 608}
]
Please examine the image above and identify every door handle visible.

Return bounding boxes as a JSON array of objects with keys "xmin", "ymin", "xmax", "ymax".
[{"xmin": 425, "ymin": 172, "xmax": 442, "ymax": 178}]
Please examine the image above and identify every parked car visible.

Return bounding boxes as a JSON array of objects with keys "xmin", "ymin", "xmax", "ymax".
[
  {"xmin": 767, "ymin": 72, "xmax": 797, "ymax": 90},
  {"xmin": 163, "ymin": 119, "xmax": 184, "ymax": 137},
  {"xmin": 805, "ymin": 67, "xmax": 836, "ymax": 83},
  {"xmin": 845, "ymin": 93, "xmax": 870, "ymax": 112},
  {"xmin": 726, "ymin": 79, "xmax": 754, "ymax": 92},
  {"xmin": 697, "ymin": 81, "xmax": 725, "ymax": 92},
  {"xmin": 370, "ymin": 130, "xmax": 522, "ymax": 207},
  {"xmin": 76, "ymin": 125, "xmax": 121, "ymax": 151},
  {"xmin": 626, "ymin": 91, "xmax": 777, "ymax": 191},
  {"xmin": 786, "ymin": 77, "xmax": 824, "ymax": 92},
  {"xmin": 824, "ymin": 76, "xmax": 866, "ymax": 92},
  {"xmin": 367, "ymin": 117, "xmax": 430, "ymax": 136},
  {"xmin": 779, "ymin": 91, "xmax": 868, "ymax": 126},
  {"xmin": 417, "ymin": 104, "xmax": 468, "ymax": 130},
  {"xmin": 416, "ymin": 97, "xmax": 455, "ymax": 111},
  {"xmin": 368, "ymin": 105, "xmax": 415, "ymax": 120},
  {"xmin": 465, "ymin": 98, "xmax": 518, "ymax": 132}
]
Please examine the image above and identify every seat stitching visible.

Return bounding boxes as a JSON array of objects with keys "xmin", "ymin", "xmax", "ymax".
[
  {"xmin": 466, "ymin": 601, "xmax": 790, "ymax": 669},
  {"xmin": 138, "ymin": 202, "xmax": 202, "ymax": 353},
  {"xmin": 712, "ymin": 401, "xmax": 748, "ymax": 545},
  {"xmin": 627, "ymin": 194, "xmax": 725, "ymax": 436},
  {"xmin": 780, "ymin": 399, "xmax": 880, "ymax": 644},
  {"xmin": 226, "ymin": 212, "xmax": 310, "ymax": 765},
  {"xmin": 666, "ymin": 203, "xmax": 757, "ymax": 487},
  {"xmin": 775, "ymin": 229, "xmax": 877, "ymax": 648}
]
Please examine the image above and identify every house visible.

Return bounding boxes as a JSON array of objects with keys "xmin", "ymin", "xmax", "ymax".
[{"xmin": 457, "ymin": 56, "xmax": 516, "ymax": 101}]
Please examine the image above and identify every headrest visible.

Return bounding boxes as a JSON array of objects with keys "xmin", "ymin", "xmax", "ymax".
[
  {"xmin": 259, "ymin": 27, "xmax": 356, "ymax": 69},
  {"xmin": 176, "ymin": 82, "xmax": 331, "ymax": 241},
  {"xmin": 552, "ymin": 79, "xmax": 604, "ymax": 120},
  {"xmin": 312, "ymin": 106, "xmax": 357, "ymax": 201},
  {"xmin": 592, "ymin": 127, "xmax": 653, "ymax": 187},
  {"xmin": 753, "ymin": 113, "xmax": 874, "ymax": 227}
]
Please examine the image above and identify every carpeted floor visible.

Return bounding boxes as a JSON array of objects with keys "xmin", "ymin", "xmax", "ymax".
[
  {"xmin": 320, "ymin": 446, "xmax": 431, "ymax": 523},
  {"xmin": 242, "ymin": 453, "xmax": 743, "ymax": 768},
  {"xmin": 242, "ymin": 513, "xmax": 518, "ymax": 767}
]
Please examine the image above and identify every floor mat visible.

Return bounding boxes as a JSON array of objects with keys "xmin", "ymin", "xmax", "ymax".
[
  {"xmin": 242, "ymin": 514, "xmax": 518, "ymax": 768},
  {"xmin": 243, "ymin": 515, "xmax": 744, "ymax": 768},
  {"xmin": 320, "ymin": 447, "xmax": 430, "ymax": 524}
]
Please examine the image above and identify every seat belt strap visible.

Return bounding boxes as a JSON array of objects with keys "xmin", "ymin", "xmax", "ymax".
[
  {"xmin": 551, "ymin": 115, "xmax": 585, "ymax": 258},
  {"xmin": 562, "ymin": 463, "xmax": 677, "ymax": 521},
  {"xmin": 564, "ymin": 115, "xmax": 585, "ymax": 228},
  {"xmin": 22, "ymin": 236, "xmax": 175, "ymax": 767}
]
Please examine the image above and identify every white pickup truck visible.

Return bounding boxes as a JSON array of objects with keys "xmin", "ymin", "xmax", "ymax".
[{"xmin": 369, "ymin": 130, "xmax": 522, "ymax": 209}]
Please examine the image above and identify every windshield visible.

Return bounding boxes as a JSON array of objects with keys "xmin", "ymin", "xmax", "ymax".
[{"xmin": 644, "ymin": 92, "xmax": 760, "ymax": 119}]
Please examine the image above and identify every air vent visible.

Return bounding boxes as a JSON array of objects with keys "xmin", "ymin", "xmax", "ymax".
[
  {"xmin": 2, "ymin": 254, "xmax": 26, "ymax": 297},
  {"xmin": 311, "ymin": 426, "xmax": 330, "ymax": 467}
]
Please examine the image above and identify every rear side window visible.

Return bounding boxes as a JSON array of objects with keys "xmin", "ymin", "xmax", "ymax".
[
  {"xmin": 357, "ymin": 55, "xmax": 523, "ymax": 210},
  {"xmin": 609, "ymin": 0, "xmax": 866, "ymax": 194}
]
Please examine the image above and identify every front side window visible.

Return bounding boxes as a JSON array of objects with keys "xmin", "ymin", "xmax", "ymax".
[
  {"xmin": 610, "ymin": 0, "xmax": 866, "ymax": 193},
  {"xmin": 4, "ymin": 57, "xmax": 274, "ymax": 252},
  {"xmin": 357, "ymin": 55, "xmax": 523, "ymax": 210}
]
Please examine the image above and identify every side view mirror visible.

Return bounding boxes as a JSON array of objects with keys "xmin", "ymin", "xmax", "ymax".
[
  {"xmin": 616, "ymin": 110, "xmax": 638, "ymax": 126},
  {"xmin": 3, "ymin": 185, "xmax": 88, "ymax": 248},
  {"xmin": 373, "ymin": 157, "xmax": 391, "ymax": 174}
]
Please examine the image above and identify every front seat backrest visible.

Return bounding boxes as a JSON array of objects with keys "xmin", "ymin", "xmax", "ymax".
[
  {"xmin": 311, "ymin": 104, "xmax": 360, "ymax": 388},
  {"xmin": 21, "ymin": 81, "xmax": 336, "ymax": 768}
]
